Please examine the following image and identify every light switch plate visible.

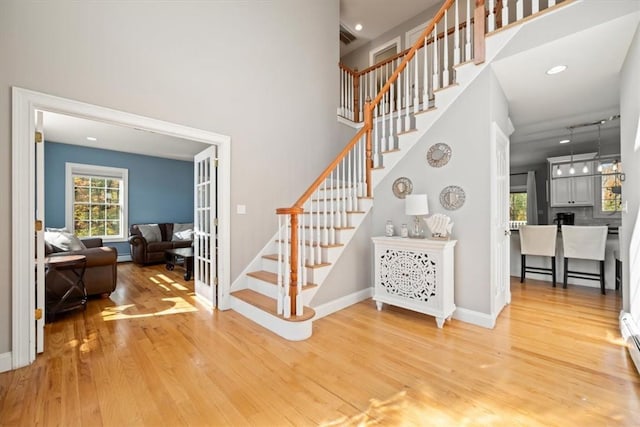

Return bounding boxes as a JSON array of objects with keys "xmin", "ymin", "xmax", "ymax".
[{"xmin": 237, "ymin": 204, "xmax": 246, "ymax": 214}]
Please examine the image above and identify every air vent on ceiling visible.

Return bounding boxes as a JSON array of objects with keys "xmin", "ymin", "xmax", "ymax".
[{"xmin": 340, "ymin": 24, "xmax": 357, "ymax": 45}]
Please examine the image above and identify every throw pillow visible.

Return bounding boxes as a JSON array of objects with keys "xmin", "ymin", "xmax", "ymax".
[
  {"xmin": 173, "ymin": 229, "xmax": 194, "ymax": 241},
  {"xmin": 172, "ymin": 223, "xmax": 194, "ymax": 241},
  {"xmin": 137, "ymin": 224, "xmax": 162, "ymax": 243},
  {"xmin": 44, "ymin": 230, "xmax": 87, "ymax": 252}
]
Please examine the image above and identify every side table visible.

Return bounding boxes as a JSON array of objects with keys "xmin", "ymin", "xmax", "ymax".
[
  {"xmin": 45, "ymin": 254, "xmax": 87, "ymax": 321},
  {"xmin": 372, "ymin": 236, "xmax": 457, "ymax": 328}
]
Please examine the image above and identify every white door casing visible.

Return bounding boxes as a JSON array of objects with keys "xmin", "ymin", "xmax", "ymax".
[
  {"xmin": 491, "ymin": 121, "xmax": 511, "ymax": 317},
  {"xmin": 35, "ymin": 111, "xmax": 45, "ymax": 354},
  {"xmin": 11, "ymin": 87, "xmax": 231, "ymax": 370},
  {"xmin": 194, "ymin": 146, "xmax": 217, "ymax": 306}
]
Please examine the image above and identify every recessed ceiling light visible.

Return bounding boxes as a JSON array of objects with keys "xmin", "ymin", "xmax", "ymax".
[
  {"xmin": 354, "ymin": 23, "xmax": 363, "ymax": 31},
  {"xmin": 559, "ymin": 139, "xmax": 570, "ymax": 144},
  {"xmin": 86, "ymin": 136, "xmax": 97, "ymax": 141},
  {"xmin": 546, "ymin": 65, "xmax": 567, "ymax": 75}
]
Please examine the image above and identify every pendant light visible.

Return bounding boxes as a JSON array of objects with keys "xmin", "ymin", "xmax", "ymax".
[
  {"xmin": 596, "ymin": 123, "xmax": 603, "ymax": 172},
  {"xmin": 568, "ymin": 128, "xmax": 575, "ymax": 175}
]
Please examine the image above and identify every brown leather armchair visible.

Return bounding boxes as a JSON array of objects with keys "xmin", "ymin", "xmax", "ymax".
[
  {"xmin": 45, "ymin": 237, "xmax": 118, "ymax": 297},
  {"xmin": 129, "ymin": 223, "xmax": 192, "ymax": 265}
]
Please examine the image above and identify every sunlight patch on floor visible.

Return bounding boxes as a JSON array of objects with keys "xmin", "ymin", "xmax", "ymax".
[{"xmin": 101, "ymin": 297, "xmax": 197, "ymax": 321}]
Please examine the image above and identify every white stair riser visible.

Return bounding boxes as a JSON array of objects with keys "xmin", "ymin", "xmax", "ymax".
[
  {"xmin": 247, "ymin": 276, "xmax": 280, "ymax": 298},
  {"xmin": 308, "ymin": 198, "xmax": 359, "ymax": 212},
  {"xmin": 229, "ymin": 296, "xmax": 312, "ymax": 341}
]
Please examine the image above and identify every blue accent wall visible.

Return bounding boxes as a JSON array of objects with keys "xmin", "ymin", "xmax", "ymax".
[{"xmin": 45, "ymin": 142, "xmax": 194, "ymax": 257}]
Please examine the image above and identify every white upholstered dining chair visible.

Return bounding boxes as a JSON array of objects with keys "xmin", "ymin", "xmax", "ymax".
[
  {"xmin": 519, "ymin": 225, "xmax": 558, "ymax": 287},
  {"xmin": 561, "ymin": 225, "xmax": 608, "ymax": 294}
]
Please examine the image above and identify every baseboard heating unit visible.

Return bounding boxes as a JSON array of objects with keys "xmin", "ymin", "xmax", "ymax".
[{"xmin": 620, "ymin": 312, "xmax": 640, "ymax": 375}]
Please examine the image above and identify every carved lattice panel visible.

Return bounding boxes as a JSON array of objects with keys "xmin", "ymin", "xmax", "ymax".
[{"xmin": 379, "ymin": 249, "xmax": 437, "ymax": 302}]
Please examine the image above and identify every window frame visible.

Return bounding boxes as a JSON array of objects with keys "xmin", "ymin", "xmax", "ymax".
[
  {"xmin": 593, "ymin": 161, "xmax": 622, "ymax": 219},
  {"xmin": 65, "ymin": 162, "xmax": 129, "ymax": 242}
]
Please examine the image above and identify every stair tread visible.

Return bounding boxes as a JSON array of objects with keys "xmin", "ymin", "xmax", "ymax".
[
  {"xmin": 247, "ymin": 270, "xmax": 318, "ymax": 288},
  {"xmin": 231, "ymin": 289, "xmax": 315, "ymax": 322},
  {"xmin": 300, "ymin": 225, "xmax": 355, "ymax": 230},
  {"xmin": 301, "ymin": 210, "xmax": 365, "ymax": 215},
  {"xmin": 262, "ymin": 254, "xmax": 332, "ymax": 269}
]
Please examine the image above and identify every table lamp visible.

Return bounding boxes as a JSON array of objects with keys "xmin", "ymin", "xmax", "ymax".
[{"xmin": 405, "ymin": 194, "xmax": 429, "ymax": 238}]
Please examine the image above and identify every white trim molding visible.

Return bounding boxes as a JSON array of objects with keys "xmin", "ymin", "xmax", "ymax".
[
  {"xmin": 369, "ymin": 36, "xmax": 401, "ymax": 66},
  {"xmin": 0, "ymin": 352, "xmax": 12, "ymax": 373},
  {"xmin": 65, "ymin": 162, "xmax": 129, "ymax": 242},
  {"xmin": 620, "ymin": 311, "xmax": 640, "ymax": 374},
  {"xmin": 11, "ymin": 87, "xmax": 232, "ymax": 369},
  {"xmin": 312, "ymin": 288, "xmax": 374, "ymax": 320},
  {"xmin": 453, "ymin": 307, "xmax": 497, "ymax": 329}
]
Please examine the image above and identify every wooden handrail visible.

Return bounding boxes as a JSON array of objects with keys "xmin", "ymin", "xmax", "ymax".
[{"xmin": 293, "ymin": 125, "xmax": 369, "ymax": 208}]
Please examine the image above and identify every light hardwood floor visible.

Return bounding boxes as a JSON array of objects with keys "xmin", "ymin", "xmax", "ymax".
[{"xmin": 1, "ymin": 263, "xmax": 639, "ymax": 426}]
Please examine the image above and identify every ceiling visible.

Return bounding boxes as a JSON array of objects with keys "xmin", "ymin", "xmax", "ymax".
[
  {"xmin": 43, "ymin": 1, "xmax": 639, "ymax": 167},
  {"xmin": 43, "ymin": 111, "xmax": 209, "ymax": 162},
  {"xmin": 340, "ymin": 0, "xmax": 441, "ymax": 56}
]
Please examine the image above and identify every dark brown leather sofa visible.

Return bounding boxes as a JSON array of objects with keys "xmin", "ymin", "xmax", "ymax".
[
  {"xmin": 129, "ymin": 223, "xmax": 193, "ymax": 265},
  {"xmin": 45, "ymin": 237, "xmax": 118, "ymax": 297}
]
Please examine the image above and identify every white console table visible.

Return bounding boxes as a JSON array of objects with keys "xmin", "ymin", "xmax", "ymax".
[{"xmin": 372, "ymin": 236, "xmax": 457, "ymax": 328}]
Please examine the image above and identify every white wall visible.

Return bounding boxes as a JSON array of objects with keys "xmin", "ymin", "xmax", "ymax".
[
  {"xmin": 340, "ymin": 3, "xmax": 440, "ymax": 70},
  {"xmin": 620, "ymin": 23, "xmax": 640, "ymax": 318},
  {"xmin": 0, "ymin": 0, "xmax": 340, "ymax": 354}
]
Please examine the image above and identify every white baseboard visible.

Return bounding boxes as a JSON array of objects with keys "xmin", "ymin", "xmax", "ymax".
[
  {"xmin": 620, "ymin": 311, "xmax": 640, "ymax": 375},
  {"xmin": 0, "ymin": 352, "xmax": 12, "ymax": 373},
  {"xmin": 117, "ymin": 254, "xmax": 132, "ymax": 262},
  {"xmin": 312, "ymin": 287, "xmax": 373, "ymax": 320},
  {"xmin": 453, "ymin": 307, "xmax": 496, "ymax": 329}
]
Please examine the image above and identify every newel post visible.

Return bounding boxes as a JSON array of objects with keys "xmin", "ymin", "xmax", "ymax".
[
  {"xmin": 474, "ymin": 0, "xmax": 486, "ymax": 65},
  {"xmin": 364, "ymin": 99, "xmax": 373, "ymax": 198},
  {"xmin": 353, "ymin": 69, "xmax": 361, "ymax": 122}
]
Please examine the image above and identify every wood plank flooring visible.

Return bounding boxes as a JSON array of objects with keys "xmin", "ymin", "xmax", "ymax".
[{"xmin": 1, "ymin": 263, "xmax": 638, "ymax": 426}]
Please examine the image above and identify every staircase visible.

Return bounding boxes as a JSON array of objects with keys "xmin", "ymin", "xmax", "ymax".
[{"xmin": 228, "ymin": 0, "xmax": 570, "ymax": 340}]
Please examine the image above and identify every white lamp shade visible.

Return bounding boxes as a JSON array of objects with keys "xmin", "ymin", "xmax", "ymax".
[{"xmin": 405, "ymin": 194, "xmax": 429, "ymax": 216}]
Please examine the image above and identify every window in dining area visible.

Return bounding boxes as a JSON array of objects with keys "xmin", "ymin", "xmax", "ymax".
[{"xmin": 510, "ymin": 191, "xmax": 527, "ymax": 229}]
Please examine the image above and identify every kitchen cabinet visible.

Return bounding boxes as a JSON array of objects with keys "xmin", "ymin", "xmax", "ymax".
[{"xmin": 548, "ymin": 153, "xmax": 596, "ymax": 207}]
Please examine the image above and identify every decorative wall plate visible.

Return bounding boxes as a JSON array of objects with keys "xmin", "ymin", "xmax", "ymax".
[
  {"xmin": 392, "ymin": 177, "xmax": 413, "ymax": 199},
  {"xmin": 439, "ymin": 185, "xmax": 465, "ymax": 210},
  {"xmin": 426, "ymin": 143, "xmax": 452, "ymax": 168}
]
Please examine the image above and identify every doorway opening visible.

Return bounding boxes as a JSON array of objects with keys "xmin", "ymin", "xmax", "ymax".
[{"xmin": 11, "ymin": 87, "xmax": 231, "ymax": 370}]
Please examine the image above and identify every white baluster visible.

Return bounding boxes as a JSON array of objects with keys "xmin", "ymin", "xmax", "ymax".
[
  {"xmin": 454, "ymin": 0, "xmax": 461, "ymax": 66},
  {"xmin": 300, "ymin": 211, "xmax": 306, "ymax": 291},
  {"xmin": 321, "ymin": 182, "xmax": 328, "ymax": 246},
  {"xmin": 339, "ymin": 70, "xmax": 344, "ymax": 117},
  {"xmin": 346, "ymin": 151, "xmax": 353, "ymax": 212},
  {"xmin": 329, "ymin": 171, "xmax": 335, "ymax": 244},
  {"xmin": 277, "ymin": 215, "xmax": 283, "ymax": 315},
  {"xmin": 373, "ymin": 103, "xmax": 379, "ymax": 167},
  {"xmin": 283, "ymin": 216, "xmax": 291, "ymax": 319},
  {"xmin": 404, "ymin": 63, "xmax": 410, "ymax": 131},
  {"xmin": 413, "ymin": 53, "xmax": 420, "ymax": 113},
  {"xmin": 308, "ymin": 198, "xmax": 315, "ymax": 267},
  {"xmin": 488, "ymin": 0, "xmax": 496, "ymax": 32},
  {"xmin": 443, "ymin": 9, "xmax": 450, "ymax": 86},
  {"xmin": 381, "ymin": 82, "xmax": 387, "ymax": 153},
  {"xmin": 502, "ymin": 0, "xmax": 510, "ymax": 27},
  {"xmin": 342, "ymin": 156, "xmax": 348, "ymax": 226},
  {"xmin": 516, "ymin": 0, "xmax": 523, "ymax": 20},
  {"xmin": 465, "ymin": 0, "xmax": 472, "ymax": 61},
  {"xmin": 422, "ymin": 36, "xmax": 429, "ymax": 109},
  {"xmin": 335, "ymin": 163, "xmax": 342, "ymax": 228},
  {"xmin": 532, "ymin": 0, "xmax": 539, "ymax": 14},
  {"xmin": 396, "ymin": 59, "xmax": 403, "ymax": 134},
  {"xmin": 432, "ymin": 26, "xmax": 439, "ymax": 90}
]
